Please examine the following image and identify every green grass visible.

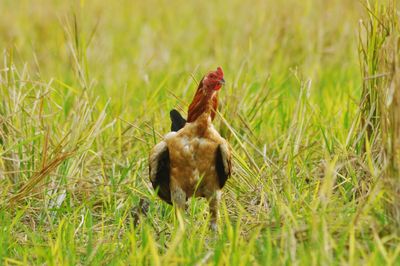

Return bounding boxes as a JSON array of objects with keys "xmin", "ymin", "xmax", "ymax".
[{"xmin": 0, "ymin": 0, "xmax": 399, "ymax": 265}]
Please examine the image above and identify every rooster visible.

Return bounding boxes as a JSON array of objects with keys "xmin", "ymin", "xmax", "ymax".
[{"xmin": 149, "ymin": 67, "xmax": 231, "ymax": 230}]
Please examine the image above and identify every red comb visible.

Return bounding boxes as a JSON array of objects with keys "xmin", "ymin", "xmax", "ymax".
[{"xmin": 216, "ymin": 66, "xmax": 224, "ymax": 78}]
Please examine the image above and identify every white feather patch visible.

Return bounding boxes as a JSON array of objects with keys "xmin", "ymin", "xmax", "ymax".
[
  {"xmin": 164, "ymin": 131, "xmax": 177, "ymax": 140},
  {"xmin": 149, "ymin": 141, "xmax": 168, "ymax": 182}
]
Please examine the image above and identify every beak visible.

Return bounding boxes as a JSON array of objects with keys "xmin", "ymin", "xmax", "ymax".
[{"xmin": 219, "ymin": 78, "xmax": 225, "ymax": 85}]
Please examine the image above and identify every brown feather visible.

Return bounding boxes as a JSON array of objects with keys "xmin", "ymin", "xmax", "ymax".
[
  {"xmin": 187, "ymin": 79, "xmax": 219, "ymax": 123},
  {"xmin": 149, "ymin": 66, "xmax": 228, "ymax": 230},
  {"xmin": 166, "ymin": 112, "xmax": 231, "ymax": 198}
]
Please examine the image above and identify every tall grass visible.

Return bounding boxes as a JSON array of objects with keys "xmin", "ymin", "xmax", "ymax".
[
  {"xmin": 358, "ymin": 0, "xmax": 400, "ymax": 230},
  {"xmin": 0, "ymin": 0, "xmax": 399, "ymax": 265}
]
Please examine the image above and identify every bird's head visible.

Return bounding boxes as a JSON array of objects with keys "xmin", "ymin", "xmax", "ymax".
[
  {"xmin": 187, "ymin": 66, "xmax": 225, "ymax": 123},
  {"xmin": 202, "ymin": 67, "xmax": 225, "ymax": 91}
]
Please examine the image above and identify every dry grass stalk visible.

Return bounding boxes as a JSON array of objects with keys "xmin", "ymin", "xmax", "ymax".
[
  {"xmin": 358, "ymin": 0, "xmax": 400, "ymax": 228},
  {"xmin": 384, "ymin": 33, "xmax": 400, "ymax": 227},
  {"xmin": 9, "ymin": 151, "xmax": 74, "ymax": 204}
]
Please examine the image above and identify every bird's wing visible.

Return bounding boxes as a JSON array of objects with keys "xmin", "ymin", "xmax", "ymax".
[
  {"xmin": 149, "ymin": 141, "xmax": 172, "ymax": 204},
  {"xmin": 170, "ymin": 109, "xmax": 186, "ymax": 132},
  {"xmin": 215, "ymin": 142, "xmax": 232, "ymax": 188}
]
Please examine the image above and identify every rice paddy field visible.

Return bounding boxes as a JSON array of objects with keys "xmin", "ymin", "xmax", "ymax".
[{"xmin": 0, "ymin": 0, "xmax": 399, "ymax": 265}]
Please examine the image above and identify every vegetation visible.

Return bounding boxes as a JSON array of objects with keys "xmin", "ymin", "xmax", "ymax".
[
  {"xmin": 0, "ymin": 0, "xmax": 398, "ymax": 264},
  {"xmin": 358, "ymin": 0, "xmax": 400, "ymax": 230}
]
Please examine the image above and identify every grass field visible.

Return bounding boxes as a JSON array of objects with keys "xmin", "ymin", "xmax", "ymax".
[{"xmin": 0, "ymin": 0, "xmax": 399, "ymax": 265}]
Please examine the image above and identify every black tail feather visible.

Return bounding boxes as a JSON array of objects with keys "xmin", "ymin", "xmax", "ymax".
[{"xmin": 170, "ymin": 109, "xmax": 186, "ymax": 131}]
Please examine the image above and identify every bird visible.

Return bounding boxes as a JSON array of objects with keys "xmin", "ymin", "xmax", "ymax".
[{"xmin": 149, "ymin": 67, "xmax": 232, "ymax": 230}]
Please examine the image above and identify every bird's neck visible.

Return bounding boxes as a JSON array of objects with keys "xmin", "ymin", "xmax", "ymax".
[{"xmin": 187, "ymin": 85, "xmax": 217, "ymax": 123}]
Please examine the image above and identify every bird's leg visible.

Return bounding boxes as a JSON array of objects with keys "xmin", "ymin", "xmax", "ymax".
[
  {"xmin": 209, "ymin": 191, "xmax": 221, "ymax": 231},
  {"xmin": 171, "ymin": 186, "xmax": 186, "ymax": 228}
]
